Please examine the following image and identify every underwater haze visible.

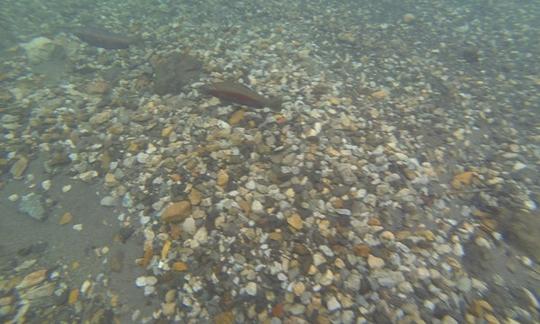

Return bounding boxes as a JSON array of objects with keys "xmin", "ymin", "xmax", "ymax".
[{"xmin": 0, "ymin": 0, "xmax": 539, "ymax": 323}]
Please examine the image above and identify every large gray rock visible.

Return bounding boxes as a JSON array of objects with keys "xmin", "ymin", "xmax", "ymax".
[{"xmin": 21, "ymin": 37, "xmax": 65, "ymax": 64}]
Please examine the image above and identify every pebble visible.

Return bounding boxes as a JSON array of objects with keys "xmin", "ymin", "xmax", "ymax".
[
  {"xmin": 19, "ymin": 193, "xmax": 46, "ymax": 220},
  {"xmin": 161, "ymin": 201, "xmax": 192, "ymax": 223},
  {"xmin": 73, "ymin": 224, "xmax": 83, "ymax": 231},
  {"xmin": 416, "ymin": 267, "xmax": 431, "ymax": 280},
  {"xmin": 183, "ymin": 217, "xmax": 197, "ymax": 234},
  {"xmin": 16, "ymin": 269, "xmax": 47, "ymax": 289},
  {"xmin": 289, "ymin": 303, "xmax": 306, "ymax": 315},
  {"xmin": 326, "ymin": 296, "xmax": 341, "ymax": 311},
  {"xmin": 62, "ymin": 185, "xmax": 72, "ymax": 192},
  {"xmin": 41, "ymin": 180, "xmax": 51, "ymax": 191},
  {"xmin": 251, "ymin": 200, "xmax": 264, "ymax": 214},
  {"xmin": 100, "ymin": 196, "xmax": 116, "ymax": 206},
  {"xmin": 245, "ymin": 282, "xmax": 257, "ymax": 296},
  {"xmin": 162, "ymin": 302, "xmax": 176, "ymax": 316},
  {"xmin": 457, "ymin": 277, "xmax": 472, "ymax": 293},
  {"xmin": 367, "ymin": 254, "xmax": 385, "ymax": 269},
  {"xmin": 287, "ymin": 213, "xmax": 303, "ymax": 230},
  {"xmin": 10, "ymin": 156, "xmax": 28, "ymax": 178},
  {"xmin": 8, "ymin": 194, "xmax": 19, "ymax": 202},
  {"xmin": 193, "ymin": 227, "xmax": 208, "ymax": 244},
  {"xmin": 313, "ymin": 253, "xmax": 327, "ymax": 266},
  {"xmin": 292, "ymin": 282, "xmax": 305, "ymax": 296},
  {"xmin": 403, "ymin": 13, "xmax": 416, "ymax": 23}
]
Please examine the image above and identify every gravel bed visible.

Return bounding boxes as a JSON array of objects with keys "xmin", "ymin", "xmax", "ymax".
[{"xmin": 1, "ymin": 0, "xmax": 539, "ymax": 323}]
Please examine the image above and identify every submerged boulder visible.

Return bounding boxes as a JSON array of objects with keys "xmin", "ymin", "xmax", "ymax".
[
  {"xmin": 21, "ymin": 37, "xmax": 65, "ymax": 64},
  {"xmin": 153, "ymin": 53, "xmax": 202, "ymax": 95}
]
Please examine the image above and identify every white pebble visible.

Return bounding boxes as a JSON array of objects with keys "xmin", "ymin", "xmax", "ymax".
[
  {"xmin": 41, "ymin": 180, "xmax": 52, "ymax": 191},
  {"xmin": 8, "ymin": 194, "xmax": 19, "ymax": 202},
  {"xmin": 73, "ymin": 224, "xmax": 83, "ymax": 231},
  {"xmin": 62, "ymin": 185, "xmax": 72, "ymax": 192},
  {"xmin": 135, "ymin": 276, "xmax": 147, "ymax": 287},
  {"xmin": 326, "ymin": 296, "xmax": 341, "ymax": 311},
  {"xmin": 245, "ymin": 282, "xmax": 257, "ymax": 296}
]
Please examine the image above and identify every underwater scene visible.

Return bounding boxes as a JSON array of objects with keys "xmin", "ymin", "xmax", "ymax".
[{"xmin": 0, "ymin": 0, "xmax": 539, "ymax": 323}]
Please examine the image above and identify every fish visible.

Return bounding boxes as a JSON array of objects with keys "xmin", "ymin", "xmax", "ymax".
[
  {"xmin": 202, "ymin": 81, "xmax": 281, "ymax": 109},
  {"xmin": 73, "ymin": 27, "xmax": 135, "ymax": 49}
]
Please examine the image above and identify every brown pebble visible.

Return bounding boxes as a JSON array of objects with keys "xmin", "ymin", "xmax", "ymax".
[
  {"xmin": 16, "ymin": 269, "xmax": 47, "ymax": 289},
  {"xmin": 172, "ymin": 262, "xmax": 188, "ymax": 272},
  {"xmin": 68, "ymin": 288, "xmax": 79, "ymax": 304},
  {"xmin": 161, "ymin": 201, "xmax": 192, "ymax": 223},
  {"xmin": 59, "ymin": 212, "xmax": 73, "ymax": 225},
  {"xmin": 217, "ymin": 169, "xmax": 229, "ymax": 187}
]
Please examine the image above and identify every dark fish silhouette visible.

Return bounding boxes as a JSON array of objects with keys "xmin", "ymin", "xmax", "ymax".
[
  {"xmin": 202, "ymin": 81, "xmax": 281, "ymax": 109},
  {"xmin": 73, "ymin": 27, "xmax": 135, "ymax": 49}
]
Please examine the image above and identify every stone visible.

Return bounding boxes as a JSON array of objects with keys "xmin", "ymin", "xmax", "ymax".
[
  {"xmin": 16, "ymin": 269, "xmax": 47, "ymax": 289},
  {"xmin": 287, "ymin": 213, "xmax": 303, "ymax": 230},
  {"xmin": 245, "ymin": 282, "xmax": 257, "ymax": 296},
  {"xmin": 456, "ymin": 277, "xmax": 472, "ymax": 293},
  {"xmin": 100, "ymin": 196, "xmax": 116, "ymax": 207},
  {"xmin": 326, "ymin": 296, "xmax": 341, "ymax": 312},
  {"xmin": 162, "ymin": 302, "xmax": 176, "ymax": 316},
  {"xmin": 403, "ymin": 13, "xmax": 416, "ymax": 23},
  {"xmin": 367, "ymin": 254, "xmax": 385, "ymax": 270},
  {"xmin": 371, "ymin": 89, "xmax": 388, "ymax": 99},
  {"xmin": 68, "ymin": 288, "xmax": 79, "ymax": 304},
  {"xmin": 10, "ymin": 156, "xmax": 28, "ymax": 179},
  {"xmin": 293, "ymin": 282, "xmax": 306, "ymax": 296},
  {"xmin": 183, "ymin": 217, "xmax": 196, "ymax": 234},
  {"xmin": 217, "ymin": 169, "xmax": 229, "ymax": 187},
  {"xmin": 19, "ymin": 193, "xmax": 46, "ymax": 221},
  {"xmin": 193, "ymin": 227, "xmax": 208, "ymax": 244},
  {"xmin": 59, "ymin": 212, "xmax": 73, "ymax": 225},
  {"xmin": 251, "ymin": 200, "xmax": 264, "ymax": 214},
  {"xmin": 172, "ymin": 262, "xmax": 188, "ymax": 272},
  {"xmin": 161, "ymin": 201, "xmax": 191, "ymax": 223},
  {"xmin": 22, "ymin": 37, "xmax": 65, "ymax": 64},
  {"xmin": 153, "ymin": 53, "xmax": 202, "ymax": 95}
]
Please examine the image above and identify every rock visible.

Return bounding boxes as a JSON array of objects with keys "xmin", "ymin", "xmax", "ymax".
[
  {"xmin": 153, "ymin": 53, "xmax": 202, "ymax": 95},
  {"xmin": 456, "ymin": 277, "xmax": 472, "ymax": 293},
  {"xmin": 217, "ymin": 169, "xmax": 229, "ymax": 187},
  {"xmin": 85, "ymin": 80, "xmax": 110, "ymax": 94},
  {"xmin": 251, "ymin": 200, "xmax": 264, "ymax": 214},
  {"xmin": 182, "ymin": 217, "xmax": 196, "ymax": 234},
  {"xmin": 245, "ymin": 282, "xmax": 257, "ymax": 296},
  {"xmin": 287, "ymin": 213, "xmax": 303, "ymax": 230},
  {"xmin": 100, "ymin": 196, "xmax": 116, "ymax": 207},
  {"xmin": 172, "ymin": 262, "xmax": 188, "ymax": 272},
  {"xmin": 367, "ymin": 254, "xmax": 385, "ymax": 270},
  {"xmin": 326, "ymin": 296, "xmax": 341, "ymax": 312},
  {"xmin": 292, "ymin": 282, "xmax": 306, "ymax": 296},
  {"xmin": 403, "ymin": 13, "xmax": 416, "ymax": 23},
  {"xmin": 161, "ymin": 201, "xmax": 191, "ymax": 223},
  {"xmin": 16, "ymin": 269, "xmax": 47, "ymax": 289},
  {"xmin": 21, "ymin": 37, "xmax": 65, "ymax": 64},
  {"xmin": 10, "ymin": 156, "xmax": 28, "ymax": 179},
  {"xmin": 58, "ymin": 212, "xmax": 73, "ymax": 225},
  {"xmin": 19, "ymin": 193, "xmax": 46, "ymax": 221},
  {"xmin": 193, "ymin": 227, "xmax": 208, "ymax": 244},
  {"xmin": 162, "ymin": 302, "xmax": 176, "ymax": 316},
  {"xmin": 371, "ymin": 89, "xmax": 388, "ymax": 99}
]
